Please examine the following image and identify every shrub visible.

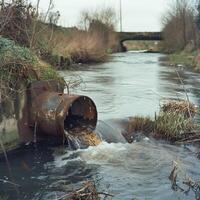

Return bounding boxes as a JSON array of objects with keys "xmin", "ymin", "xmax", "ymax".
[
  {"xmin": 0, "ymin": 37, "xmax": 64, "ymax": 101},
  {"xmin": 126, "ymin": 101, "xmax": 198, "ymax": 142},
  {"xmin": 0, "ymin": 0, "xmax": 35, "ymax": 47}
]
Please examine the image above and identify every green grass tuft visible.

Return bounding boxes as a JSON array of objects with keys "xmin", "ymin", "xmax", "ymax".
[{"xmin": 154, "ymin": 112, "xmax": 194, "ymax": 141}]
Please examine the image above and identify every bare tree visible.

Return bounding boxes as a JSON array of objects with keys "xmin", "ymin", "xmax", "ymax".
[
  {"xmin": 79, "ymin": 7, "xmax": 117, "ymax": 31},
  {"xmin": 162, "ymin": 0, "xmax": 197, "ymax": 52}
]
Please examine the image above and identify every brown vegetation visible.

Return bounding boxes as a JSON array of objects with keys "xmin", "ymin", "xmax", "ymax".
[
  {"xmin": 31, "ymin": 5, "xmax": 118, "ymax": 65},
  {"xmin": 124, "ymin": 100, "xmax": 200, "ymax": 143},
  {"xmin": 161, "ymin": 100, "xmax": 196, "ymax": 118},
  {"xmin": 0, "ymin": 0, "xmax": 35, "ymax": 47},
  {"xmin": 161, "ymin": 0, "xmax": 198, "ymax": 53},
  {"xmin": 0, "ymin": 1, "xmax": 117, "ymax": 66},
  {"xmin": 51, "ymin": 7, "xmax": 118, "ymax": 64},
  {"xmin": 122, "ymin": 116, "xmax": 154, "ymax": 143},
  {"xmin": 124, "ymin": 41, "xmax": 160, "ymax": 52},
  {"xmin": 160, "ymin": 0, "xmax": 200, "ymax": 71},
  {"xmin": 57, "ymin": 181, "xmax": 113, "ymax": 200}
]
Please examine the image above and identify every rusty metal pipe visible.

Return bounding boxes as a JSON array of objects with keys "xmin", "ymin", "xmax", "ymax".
[{"xmin": 28, "ymin": 81, "xmax": 97, "ymax": 138}]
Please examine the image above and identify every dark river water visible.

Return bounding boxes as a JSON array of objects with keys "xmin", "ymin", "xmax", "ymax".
[{"xmin": 1, "ymin": 52, "xmax": 200, "ymax": 199}]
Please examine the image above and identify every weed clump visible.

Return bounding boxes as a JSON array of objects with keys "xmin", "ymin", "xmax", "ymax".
[
  {"xmin": 0, "ymin": 37, "xmax": 63, "ymax": 84},
  {"xmin": 0, "ymin": 37, "xmax": 64, "ymax": 123},
  {"xmin": 153, "ymin": 100, "xmax": 198, "ymax": 141},
  {"xmin": 61, "ymin": 181, "xmax": 113, "ymax": 200},
  {"xmin": 154, "ymin": 112, "xmax": 195, "ymax": 141},
  {"xmin": 126, "ymin": 101, "xmax": 199, "ymax": 143},
  {"xmin": 0, "ymin": 37, "xmax": 64, "ymax": 106},
  {"xmin": 127, "ymin": 116, "xmax": 154, "ymax": 133},
  {"xmin": 161, "ymin": 100, "xmax": 196, "ymax": 117}
]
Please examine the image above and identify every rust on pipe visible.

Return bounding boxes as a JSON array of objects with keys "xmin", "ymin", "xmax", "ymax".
[{"xmin": 28, "ymin": 81, "xmax": 97, "ymax": 137}]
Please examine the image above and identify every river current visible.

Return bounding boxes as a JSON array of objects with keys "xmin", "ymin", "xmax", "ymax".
[{"xmin": 1, "ymin": 52, "xmax": 200, "ymax": 199}]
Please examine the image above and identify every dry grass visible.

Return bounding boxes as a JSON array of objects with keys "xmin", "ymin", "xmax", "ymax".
[
  {"xmin": 66, "ymin": 31, "xmax": 108, "ymax": 63},
  {"xmin": 67, "ymin": 181, "xmax": 99, "ymax": 200},
  {"xmin": 123, "ymin": 41, "xmax": 160, "ymax": 52},
  {"xmin": 49, "ymin": 28, "xmax": 118, "ymax": 64},
  {"xmin": 122, "ymin": 116, "xmax": 154, "ymax": 143},
  {"xmin": 37, "ymin": 25, "xmax": 117, "ymax": 64},
  {"xmin": 36, "ymin": 7, "xmax": 118, "ymax": 65},
  {"xmin": 125, "ymin": 101, "xmax": 199, "ymax": 143},
  {"xmin": 161, "ymin": 100, "xmax": 196, "ymax": 118},
  {"xmin": 57, "ymin": 181, "xmax": 113, "ymax": 200}
]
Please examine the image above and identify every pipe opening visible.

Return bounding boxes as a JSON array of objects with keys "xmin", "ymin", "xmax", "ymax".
[{"xmin": 64, "ymin": 96, "xmax": 97, "ymax": 134}]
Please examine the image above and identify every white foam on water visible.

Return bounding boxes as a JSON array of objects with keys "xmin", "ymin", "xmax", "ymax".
[{"xmin": 78, "ymin": 141, "xmax": 129, "ymax": 164}]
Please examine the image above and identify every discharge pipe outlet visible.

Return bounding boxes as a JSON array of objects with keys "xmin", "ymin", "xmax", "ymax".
[{"xmin": 29, "ymin": 82, "xmax": 97, "ymax": 137}]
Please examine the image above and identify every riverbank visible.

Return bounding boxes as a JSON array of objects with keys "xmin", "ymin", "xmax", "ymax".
[
  {"xmin": 159, "ymin": 51, "xmax": 200, "ymax": 70},
  {"xmin": 39, "ymin": 23, "xmax": 117, "ymax": 68},
  {"xmin": 0, "ymin": 37, "xmax": 65, "ymax": 153},
  {"xmin": 122, "ymin": 100, "xmax": 200, "ymax": 145},
  {"xmin": 123, "ymin": 40, "xmax": 161, "ymax": 53},
  {"xmin": 0, "ymin": 1, "xmax": 119, "ymax": 71}
]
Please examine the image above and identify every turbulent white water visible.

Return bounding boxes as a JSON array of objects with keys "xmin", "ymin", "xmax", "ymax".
[{"xmin": 51, "ymin": 138, "xmax": 199, "ymax": 200}]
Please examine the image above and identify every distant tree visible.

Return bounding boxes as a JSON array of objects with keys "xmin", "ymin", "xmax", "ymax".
[
  {"xmin": 196, "ymin": 0, "xmax": 200, "ymax": 29},
  {"xmin": 79, "ymin": 7, "xmax": 116, "ymax": 31},
  {"xmin": 161, "ymin": 0, "xmax": 197, "ymax": 52}
]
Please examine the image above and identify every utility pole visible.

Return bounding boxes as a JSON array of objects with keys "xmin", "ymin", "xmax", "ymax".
[{"xmin": 119, "ymin": 0, "xmax": 122, "ymax": 32}]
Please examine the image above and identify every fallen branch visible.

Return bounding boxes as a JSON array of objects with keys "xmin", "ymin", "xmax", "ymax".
[
  {"xmin": 169, "ymin": 160, "xmax": 200, "ymax": 199},
  {"xmin": 56, "ymin": 181, "xmax": 113, "ymax": 200},
  {"xmin": 0, "ymin": 179, "xmax": 20, "ymax": 187}
]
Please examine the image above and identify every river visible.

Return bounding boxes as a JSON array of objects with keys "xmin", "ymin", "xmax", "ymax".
[{"xmin": 0, "ymin": 52, "xmax": 200, "ymax": 199}]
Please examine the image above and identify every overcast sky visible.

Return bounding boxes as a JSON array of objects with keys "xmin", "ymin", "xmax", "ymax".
[{"xmin": 33, "ymin": 0, "xmax": 171, "ymax": 32}]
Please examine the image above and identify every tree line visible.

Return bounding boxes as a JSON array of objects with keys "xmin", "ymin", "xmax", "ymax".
[{"xmin": 162, "ymin": 0, "xmax": 200, "ymax": 53}]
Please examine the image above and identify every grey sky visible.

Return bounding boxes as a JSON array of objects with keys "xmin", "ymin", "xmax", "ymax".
[{"xmin": 34, "ymin": 0, "xmax": 170, "ymax": 32}]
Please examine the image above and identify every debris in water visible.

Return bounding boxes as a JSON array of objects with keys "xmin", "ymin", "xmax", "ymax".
[
  {"xmin": 56, "ymin": 181, "xmax": 113, "ymax": 200},
  {"xmin": 169, "ymin": 160, "xmax": 200, "ymax": 199},
  {"xmin": 77, "ymin": 131, "xmax": 101, "ymax": 147},
  {"xmin": 64, "ymin": 130, "xmax": 101, "ymax": 150}
]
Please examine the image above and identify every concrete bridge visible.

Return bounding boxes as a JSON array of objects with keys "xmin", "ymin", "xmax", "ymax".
[{"xmin": 116, "ymin": 32, "xmax": 163, "ymax": 51}]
